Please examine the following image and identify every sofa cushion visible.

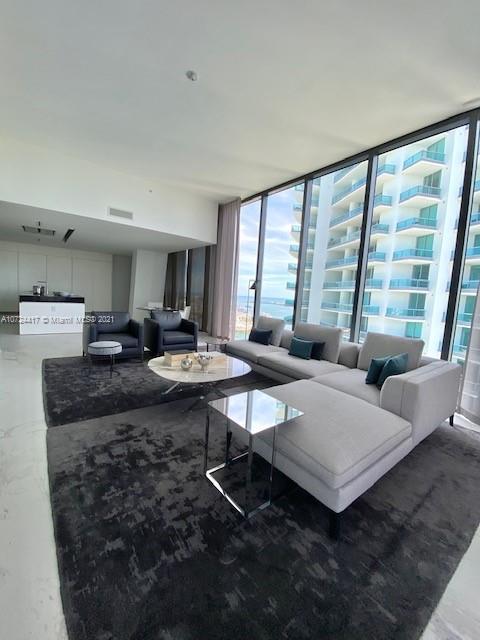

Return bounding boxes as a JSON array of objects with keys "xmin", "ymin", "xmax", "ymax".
[
  {"xmin": 100, "ymin": 332, "xmax": 138, "ymax": 348},
  {"xmin": 357, "ymin": 332, "xmax": 424, "ymax": 371},
  {"xmin": 225, "ymin": 340, "xmax": 284, "ymax": 363},
  {"xmin": 258, "ymin": 351, "xmax": 346, "ymax": 380},
  {"xmin": 293, "ymin": 323, "xmax": 342, "ymax": 363},
  {"xmin": 312, "ymin": 368, "xmax": 381, "ymax": 406},
  {"xmin": 256, "ymin": 316, "xmax": 285, "ymax": 346},
  {"xmin": 289, "ymin": 337, "xmax": 313, "ymax": 359},
  {"xmin": 338, "ymin": 342, "xmax": 360, "ymax": 369},
  {"xmin": 376, "ymin": 353, "xmax": 408, "ymax": 388},
  {"xmin": 365, "ymin": 356, "xmax": 390, "ymax": 384},
  {"xmin": 249, "ymin": 328, "xmax": 272, "ymax": 345},
  {"xmin": 162, "ymin": 330, "xmax": 195, "ymax": 345},
  {"xmin": 280, "ymin": 329, "xmax": 294, "ymax": 350},
  {"xmin": 264, "ymin": 380, "xmax": 412, "ymax": 489}
]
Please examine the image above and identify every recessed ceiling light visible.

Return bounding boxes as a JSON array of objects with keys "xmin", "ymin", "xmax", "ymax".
[{"xmin": 185, "ymin": 70, "xmax": 198, "ymax": 82}]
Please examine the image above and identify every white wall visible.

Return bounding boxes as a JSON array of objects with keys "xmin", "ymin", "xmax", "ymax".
[
  {"xmin": 129, "ymin": 249, "xmax": 168, "ymax": 322},
  {"xmin": 0, "ymin": 240, "xmax": 114, "ymax": 311},
  {"xmin": 0, "ymin": 136, "xmax": 218, "ymax": 245}
]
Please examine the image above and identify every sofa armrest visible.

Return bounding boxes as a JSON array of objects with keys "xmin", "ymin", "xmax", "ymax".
[
  {"xmin": 380, "ymin": 361, "xmax": 461, "ymax": 445},
  {"xmin": 82, "ymin": 319, "xmax": 97, "ymax": 354},
  {"xmin": 129, "ymin": 319, "xmax": 144, "ymax": 350},
  {"xmin": 180, "ymin": 318, "xmax": 198, "ymax": 340},
  {"xmin": 338, "ymin": 342, "xmax": 360, "ymax": 368}
]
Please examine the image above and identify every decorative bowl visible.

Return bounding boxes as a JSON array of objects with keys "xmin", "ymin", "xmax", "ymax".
[
  {"xmin": 180, "ymin": 357, "xmax": 193, "ymax": 371},
  {"xmin": 194, "ymin": 352, "xmax": 213, "ymax": 371}
]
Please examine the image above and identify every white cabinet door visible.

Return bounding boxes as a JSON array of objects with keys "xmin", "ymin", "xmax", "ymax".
[
  {"xmin": 0, "ymin": 250, "xmax": 18, "ymax": 311},
  {"xmin": 47, "ymin": 256, "xmax": 72, "ymax": 293},
  {"xmin": 18, "ymin": 253, "xmax": 47, "ymax": 293}
]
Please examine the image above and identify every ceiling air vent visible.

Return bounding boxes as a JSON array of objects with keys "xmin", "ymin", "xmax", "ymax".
[
  {"xmin": 108, "ymin": 207, "xmax": 133, "ymax": 221},
  {"xmin": 22, "ymin": 222, "xmax": 55, "ymax": 236}
]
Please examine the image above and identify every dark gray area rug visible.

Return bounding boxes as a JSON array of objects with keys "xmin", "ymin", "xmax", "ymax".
[
  {"xmin": 47, "ymin": 397, "xmax": 480, "ymax": 640},
  {"xmin": 42, "ymin": 355, "xmax": 273, "ymax": 427}
]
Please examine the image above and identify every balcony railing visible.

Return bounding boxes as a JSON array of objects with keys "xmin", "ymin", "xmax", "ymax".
[
  {"xmin": 371, "ymin": 222, "xmax": 390, "ymax": 234},
  {"xmin": 321, "ymin": 302, "xmax": 353, "ymax": 313},
  {"xmin": 457, "ymin": 312, "xmax": 473, "ymax": 324},
  {"xmin": 462, "ymin": 279, "xmax": 480, "ymax": 290},
  {"xmin": 386, "ymin": 307, "xmax": 426, "ymax": 318},
  {"xmin": 323, "ymin": 280, "xmax": 356, "ymax": 289},
  {"xmin": 332, "ymin": 178, "xmax": 367, "ymax": 204},
  {"xmin": 396, "ymin": 217, "xmax": 437, "ymax": 232},
  {"xmin": 392, "ymin": 248, "xmax": 434, "ymax": 260},
  {"xmin": 328, "ymin": 230, "xmax": 361, "ymax": 248},
  {"xmin": 365, "ymin": 278, "xmax": 384, "ymax": 288},
  {"xmin": 377, "ymin": 163, "xmax": 396, "ymax": 177},
  {"xmin": 374, "ymin": 194, "xmax": 393, "ymax": 208},
  {"xmin": 362, "ymin": 305, "xmax": 380, "ymax": 315},
  {"xmin": 452, "ymin": 343, "xmax": 468, "ymax": 356},
  {"xmin": 389, "ymin": 278, "xmax": 430, "ymax": 289},
  {"xmin": 368, "ymin": 251, "xmax": 386, "ymax": 261},
  {"xmin": 402, "ymin": 150, "xmax": 446, "ymax": 171},
  {"xmin": 325, "ymin": 255, "xmax": 359, "ymax": 269},
  {"xmin": 399, "ymin": 185, "xmax": 442, "ymax": 203},
  {"xmin": 455, "ymin": 211, "xmax": 480, "ymax": 229},
  {"xmin": 286, "ymin": 281, "xmax": 296, "ymax": 290},
  {"xmin": 284, "ymin": 299, "xmax": 294, "ymax": 307},
  {"xmin": 329, "ymin": 194, "xmax": 392, "ymax": 228},
  {"xmin": 291, "ymin": 224, "xmax": 302, "ymax": 233},
  {"xmin": 334, "ymin": 166, "xmax": 355, "ymax": 183}
]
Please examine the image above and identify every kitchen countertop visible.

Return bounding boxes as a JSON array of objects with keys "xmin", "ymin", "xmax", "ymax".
[{"xmin": 19, "ymin": 295, "xmax": 85, "ymax": 303}]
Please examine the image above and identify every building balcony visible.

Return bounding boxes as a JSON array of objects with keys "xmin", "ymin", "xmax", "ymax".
[
  {"xmin": 389, "ymin": 278, "xmax": 429, "ymax": 290},
  {"xmin": 288, "ymin": 262, "xmax": 299, "ymax": 273},
  {"xmin": 368, "ymin": 251, "xmax": 386, "ymax": 263},
  {"xmin": 386, "ymin": 307, "xmax": 426, "ymax": 319},
  {"xmin": 325, "ymin": 255, "xmax": 359, "ymax": 270},
  {"xmin": 362, "ymin": 305, "xmax": 380, "ymax": 315},
  {"xmin": 321, "ymin": 302, "xmax": 353, "ymax": 313},
  {"xmin": 284, "ymin": 299, "xmax": 294, "ymax": 307},
  {"xmin": 399, "ymin": 185, "xmax": 442, "ymax": 206},
  {"xmin": 452, "ymin": 343, "xmax": 468, "ymax": 357},
  {"xmin": 323, "ymin": 280, "xmax": 355, "ymax": 290},
  {"xmin": 464, "ymin": 246, "xmax": 480, "ymax": 263},
  {"xmin": 327, "ymin": 230, "xmax": 361, "ymax": 250},
  {"xmin": 371, "ymin": 222, "xmax": 390, "ymax": 236},
  {"xmin": 329, "ymin": 194, "xmax": 392, "ymax": 230},
  {"xmin": 460, "ymin": 279, "xmax": 480, "ymax": 293},
  {"xmin": 366, "ymin": 278, "xmax": 384, "ymax": 289},
  {"xmin": 456, "ymin": 312, "xmax": 473, "ymax": 326},
  {"xmin": 286, "ymin": 281, "xmax": 296, "ymax": 290},
  {"xmin": 375, "ymin": 163, "xmax": 396, "ymax": 186},
  {"xmin": 402, "ymin": 150, "xmax": 446, "ymax": 174},
  {"xmin": 334, "ymin": 166, "xmax": 356, "ymax": 184},
  {"xmin": 396, "ymin": 217, "xmax": 437, "ymax": 234},
  {"xmin": 332, "ymin": 177, "xmax": 367, "ymax": 206},
  {"xmin": 392, "ymin": 248, "xmax": 434, "ymax": 262}
]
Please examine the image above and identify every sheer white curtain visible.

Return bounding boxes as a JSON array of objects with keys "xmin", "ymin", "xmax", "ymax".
[
  {"xmin": 459, "ymin": 287, "xmax": 480, "ymax": 424},
  {"xmin": 210, "ymin": 199, "xmax": 241, "ymax": 339}
]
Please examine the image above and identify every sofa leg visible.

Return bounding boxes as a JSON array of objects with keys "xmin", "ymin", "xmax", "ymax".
[
  {"xmin": 329, "ymin": 511, "xmax": 341, "ymax": 541},
  {"xmin": 449, "ymin": 414, "xmax": 455, "ymax": 427}
]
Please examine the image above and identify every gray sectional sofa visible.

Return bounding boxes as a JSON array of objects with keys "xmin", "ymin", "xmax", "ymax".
[{"xmin": 226, "ymin": 319, "xmax": 461, "ymax": 537}]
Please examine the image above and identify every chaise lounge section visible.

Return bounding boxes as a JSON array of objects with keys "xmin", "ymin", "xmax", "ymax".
[{"xmin": 226, "ymin": 320, "xmax": 461, "ymax": 536}]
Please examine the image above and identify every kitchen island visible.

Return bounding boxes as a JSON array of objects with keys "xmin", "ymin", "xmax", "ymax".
[{"xmin": 18, "ymin": 295, "xmax": 86, "ymax": 335}]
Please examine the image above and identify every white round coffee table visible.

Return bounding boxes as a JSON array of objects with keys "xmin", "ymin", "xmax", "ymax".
[
  {"xmin": 148, "ymin": 351, "xmax": 251, "ymax": 394},
  {"xmin": 87, "ymin": 340, "xmax": 122, "ymax": 378}
]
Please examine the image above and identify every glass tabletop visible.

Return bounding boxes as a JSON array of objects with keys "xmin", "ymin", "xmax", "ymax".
[{"xmin": 208, "ymin": 389, "xmax": 304, "ymax": 434}]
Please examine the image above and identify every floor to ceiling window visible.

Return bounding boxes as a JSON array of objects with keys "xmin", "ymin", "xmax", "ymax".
[
  {"xmin": 257, "ymin": 183, "xmax": 304, "ymax": 329},
  {"xmin": 234, "ymin": 200, "xmax": 261, "ymax": 339},
  {"xmin": 298, "ymin": 161, "xmax": 368, "ymax": 339},
  {"xmin": 358, "ymin": 124, "xmax": 469, "ymax": 356}
]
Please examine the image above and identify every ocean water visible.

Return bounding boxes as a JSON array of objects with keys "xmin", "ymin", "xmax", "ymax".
[{"xmin": 236, "ymin": 295, "xmax": 292, "ymax": 322}]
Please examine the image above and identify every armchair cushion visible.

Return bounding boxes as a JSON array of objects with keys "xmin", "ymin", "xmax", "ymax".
[
  {"xmin": 92, "ymin": 311, "xmax": 130, "ymax": 334},
  {"xmin": 163, "ymin": 331, "xmax": 195, "ymax": 345},
  {"xmin": 150, "ymin": 310, "xmax": 182, "ymax": 330},
  {"xmin": 101, "ymin": 332, "xmax": 139, "ymax": 348}
]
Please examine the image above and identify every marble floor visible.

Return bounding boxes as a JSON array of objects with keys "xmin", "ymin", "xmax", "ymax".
[{"xmin": 0, "ymin": 327, "xmax": 479, "ymax": 640}]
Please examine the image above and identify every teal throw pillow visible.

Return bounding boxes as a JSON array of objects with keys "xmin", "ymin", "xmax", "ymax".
[
  {"xmin": 365, "ymin": 355, "xmax": 390, "ymax": 384},
  {"xmin": 376, "ymin": 353, "xmax": 409, "ymax": 389},
  {"xmin": 289, "ymin": 336, "xmax": 313, "ymax": 360}
]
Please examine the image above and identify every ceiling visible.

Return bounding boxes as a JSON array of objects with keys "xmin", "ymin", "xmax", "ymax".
[
  {"xmin": 1, "ymin": 1, "xmax": 480, "ymax": 201},
  {"xmin": 0, "ymin": 202, "xmax": 206, "ymax": 255}
]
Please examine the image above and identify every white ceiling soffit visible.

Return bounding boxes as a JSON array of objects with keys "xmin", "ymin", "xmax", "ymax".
[
  {"xmin": 1, "ymin": 0, "xmax": 480, "ymax": 201},
  {"xmin": 0, "ymin": 202, "xmax": 207, "ymax": 255}
]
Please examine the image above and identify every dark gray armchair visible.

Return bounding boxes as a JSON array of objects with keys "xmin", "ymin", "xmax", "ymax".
[
  {"xmin": 144, "ymin": 310, "xmax": 198, "ymax": 356},
  {"xmin": 83, "ymin": 311, "xmax": 144, "ymax": 360}
]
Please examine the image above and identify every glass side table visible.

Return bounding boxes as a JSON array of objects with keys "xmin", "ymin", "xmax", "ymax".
[{"xmin": 204, "ymin": 389, "xmax": 304, "ymax": 518}]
